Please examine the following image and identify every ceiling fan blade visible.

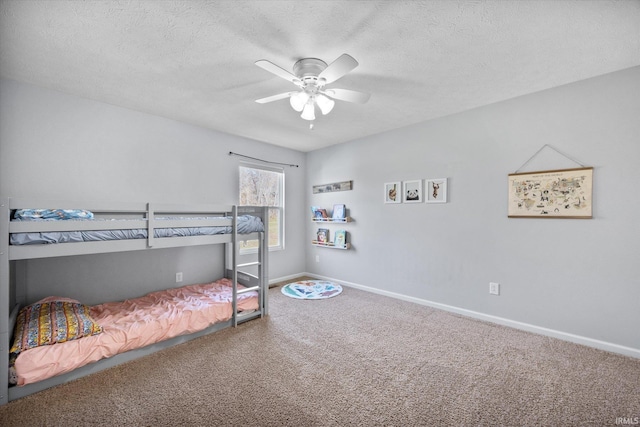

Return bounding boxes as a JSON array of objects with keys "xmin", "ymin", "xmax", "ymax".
[
  {"xmin": 319, "ymin": 54, "xmax": 359, "ymax": 84},
  {"xmin": 323, "ymin": 88, "xmax": 371, "ymax": 104},
  {"xmin": 255, "ymin": 60, "xmax": 300, "ymax": 84},
  {"xmin": 255, "ymin": 92, "xmax": 294, "ymax": 104}
]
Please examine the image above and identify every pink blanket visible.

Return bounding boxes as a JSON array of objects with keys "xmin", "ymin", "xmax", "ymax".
[{"xmin": 14, "ymin": 278, "xmax": 258, "ymax": 386}]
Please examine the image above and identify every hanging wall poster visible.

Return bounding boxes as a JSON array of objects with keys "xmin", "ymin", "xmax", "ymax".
[{"xmin": 508, "ymin": 167, "xmax": 593, "ymax": 218}]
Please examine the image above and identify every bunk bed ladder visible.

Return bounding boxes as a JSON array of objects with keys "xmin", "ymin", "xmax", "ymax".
[
  {"xmin": 231, "ymin": 207, "xmax": 266, "ymax": 327},
  {"xmin": 0, "ymin": 199, "xmax": 10, "ymax": 405}
]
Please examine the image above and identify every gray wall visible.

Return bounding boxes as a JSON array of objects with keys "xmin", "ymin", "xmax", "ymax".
[
  {"xmin": 306, "ymin": 67, "xmax": 640, "ymax": 352},
  {"xmin": 2, "ymin": 67, "xmax": 639, "ymax": 354},
  {"xmin": 0, "ymin": 78, "xmax": 307, "ymax": 304}
]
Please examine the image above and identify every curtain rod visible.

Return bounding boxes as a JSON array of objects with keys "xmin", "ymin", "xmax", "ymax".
[{"xmin": 229, "ymin": 151, "xmax": 299, "ymax": 168}]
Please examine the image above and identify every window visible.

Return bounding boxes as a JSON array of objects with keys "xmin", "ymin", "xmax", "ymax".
[{"xmin": 239, "ymin": 163, "xmax": 284, "ymax": 252}]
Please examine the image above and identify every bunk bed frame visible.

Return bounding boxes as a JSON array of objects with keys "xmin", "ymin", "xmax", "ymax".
[{"xmin": 0, "ymin": 197, "xmax": 269, "ymax": 404}]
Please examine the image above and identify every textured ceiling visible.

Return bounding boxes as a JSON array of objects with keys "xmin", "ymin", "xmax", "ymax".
[{"xmin": 1, "ymin": 0, "xmax": 639, "ymax": 152}]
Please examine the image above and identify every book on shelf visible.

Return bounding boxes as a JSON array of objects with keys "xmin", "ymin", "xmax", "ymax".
[
  {"xmin": 333, "ymin": 229, "xmax": 347, "ymax": 246},
  {"xmin": 316, "ymin": 228, "xmax": 330, "ymax": 244},
  {"xmin": 313, "ymin": 208, "xmax": 329, "ymax": 220},
  {"xmin": 332, "ymin": 204, "xmax": 346, "ymax": 220}
]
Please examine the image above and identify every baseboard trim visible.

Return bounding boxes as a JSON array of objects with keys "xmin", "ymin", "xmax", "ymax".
[
  {"xmin": 268, "ymin": 272, "xmax": 308, "ymax": 287},
  {"xmin": 301, "ymin": 272, "xmax": 640, "ymax": 360}
]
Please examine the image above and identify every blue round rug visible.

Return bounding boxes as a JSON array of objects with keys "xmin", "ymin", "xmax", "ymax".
[{"xmin": 281, "ymin": 280, "xmax": 343, "ymax": 300}]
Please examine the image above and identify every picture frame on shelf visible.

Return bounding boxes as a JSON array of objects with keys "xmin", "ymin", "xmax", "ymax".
[
  {"xmin": 425, "ymin": 178, "xmax": 448, "ymax": 203},
  {"xmin": 333, "ymin": 229, "xmax": 347, "ymax": 247},
  {"xmin": 332, "ymin": 204, "xmax": 346, "ymax": 220},
  {"xmin": 507, "ymin": 167, "xmax": 593, "ymax": 218},
  {"xmin": 403, "ymin": 180, "xmax": 423, "ymax": 203},
  {"xmin": 316, "ymin": 228, "xmax": 330, "ymax": 244},
  {"xmin": 384, "ymin": 182, "xmax": 401, "ymax": 204}
]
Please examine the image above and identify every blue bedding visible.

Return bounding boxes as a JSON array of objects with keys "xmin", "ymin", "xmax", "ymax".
[
  {"xmin": 13, "ymin": 209, "xmax": 94, "ymax": 220},
  {"xmin": 10, "ymin": 215, "xmax": 264, "ymax": 245}
]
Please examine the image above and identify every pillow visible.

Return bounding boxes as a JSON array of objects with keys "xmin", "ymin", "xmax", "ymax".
[
  {"xmin": 10, "ymin": 301, "xmax": 103, "ymax": 356},
  {"xmin": 35, "ymin": 296, "xmax": 81, "ymax": 304},
  {"xmin": 13, "ymin": 209, "xmax": 94, "ymax": 220}
]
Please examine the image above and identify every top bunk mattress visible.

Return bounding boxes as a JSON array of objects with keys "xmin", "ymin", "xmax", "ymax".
[{"xmin": 10, "ymin": 214, "xmax": 264, "ymax": 246}]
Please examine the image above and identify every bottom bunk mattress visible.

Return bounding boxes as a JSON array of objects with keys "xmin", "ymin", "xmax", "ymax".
[{"xmin": 10, "ymin": 278, "xmax": 258, "ymax": 386}]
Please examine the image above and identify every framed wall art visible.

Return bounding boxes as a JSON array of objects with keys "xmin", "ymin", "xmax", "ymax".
[
  {"xmin": 508, "ymin": 167, "xmax": 593, "ymax": 218},
  {"xmin": 426, "ymin": 178, "xmax": 447, "ymax": 203},
  {"xmin": 403, "ymin": 180, "xmax": 423, "ymax": 203},
  {"xmin": 384, "ymin": 182, "xmax": 401, "ymax": 204},
  {"xmin": 313, "ymin": 180, "xmax": 352, "ymax": 194}
]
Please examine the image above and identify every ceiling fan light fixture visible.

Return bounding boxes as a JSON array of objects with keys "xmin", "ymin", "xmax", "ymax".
[
  {"xmin": 316, "ymin": 94, "xmax": 335, "ymax": 115},
  {"xmin": 255, "ymin": 54, "xmax": 370, "ymax": 125},
  {"xmin": 301, "ymin": 102, "xmax": 316, "ymax": 121},
  {"xmin": 289, "ymin": 91, "xmax": 309, "ymax": 112}
]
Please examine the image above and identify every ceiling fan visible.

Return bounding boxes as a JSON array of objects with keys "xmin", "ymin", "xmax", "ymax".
[{"xmin": 255, "ymin": 53, "xmax": 370, "ymax": 126}]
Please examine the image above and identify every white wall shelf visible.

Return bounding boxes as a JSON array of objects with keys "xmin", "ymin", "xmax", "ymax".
[
  {"xmin": 311, "ymin": 241, "xmax": 351, "ymax": 250},
  {"xmin": 312, "ymin": 208, "xmax": 351, "ymax": 249},
  {"xmin": 311, "ymin": 217, "xmax": 352, "ymax": 223}
]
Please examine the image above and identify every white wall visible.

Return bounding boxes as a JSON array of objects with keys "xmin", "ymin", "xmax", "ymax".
[
  {"xmin": 0, "ymin": 78, "xmax": 307, "ymax": 303},
  {"xmin": 306, "ymin": 67, "xmax": 640, "ymax": 352},
  {"xmin": 2, "ymin": 67, "xmax": 638, "ymax": 353}
]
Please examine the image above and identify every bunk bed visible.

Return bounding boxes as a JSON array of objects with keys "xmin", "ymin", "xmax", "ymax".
[{"xmin": 0, "ymin": 197, "xmax": 269, "ymax": 404}]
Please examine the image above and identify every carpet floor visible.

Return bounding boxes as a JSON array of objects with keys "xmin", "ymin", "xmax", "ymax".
[{"xmin": 1, "ymin": 277, "xmax": 638, "ymax": 426}]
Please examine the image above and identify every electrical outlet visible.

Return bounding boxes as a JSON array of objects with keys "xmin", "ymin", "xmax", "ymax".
[
  {"xmin": 489, "ymin": 282, "xmax": 500, "ymax": 295},
  {"xmin": 176, "ymin": 272, "xmax": 183, "ymax": 283},
  {"xmin": 315, "ymin": 255, "xmax": 320, "ymax": 263}
]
